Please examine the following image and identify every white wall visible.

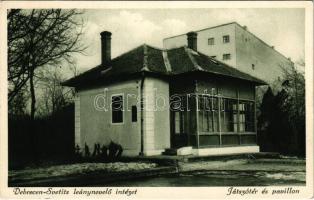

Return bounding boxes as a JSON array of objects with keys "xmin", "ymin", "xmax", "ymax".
[
  {"xmin": 75, "ymin": 77, "xmax": 171, "ymax": 156},
  {"xmin": 142, "ymin": 77, "xmax": 171, "ymax": 155},
  {"xmin": 76, "ymin": 80, "xmax": 141, "ymax": 156},
  {"xmin": 235, "ymin": 24, "xmax": 294, "ymax": 84}
]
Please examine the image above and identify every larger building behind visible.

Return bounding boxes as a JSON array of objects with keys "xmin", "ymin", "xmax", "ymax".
[{"xmin": 163, "ymin": 22, "xmax": 294, "ymax": 84}]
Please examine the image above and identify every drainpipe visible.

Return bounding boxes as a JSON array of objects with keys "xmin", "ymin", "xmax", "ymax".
[{"xmin": 139, "ymin": 72, "xmax": 145, "ymax": 156}]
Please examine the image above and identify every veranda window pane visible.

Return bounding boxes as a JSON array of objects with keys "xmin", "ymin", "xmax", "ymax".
[
  {"xmin": 244, "ymin": 102, "xmax": 255, "ymax": 132},
  {"xmin": 239, "ymin": 101, "xmax": 255, "ymax": 132},
  {"xmin": 220, "ymin": 99, "xmax": 237, "ymax": 132},
  {"xmin": 198, "ymin": 96, "xmax": 207, "ymax": 132},
  {"xmin": 198, "ymin": 96, "xmax": 219, "ymax": 132}
]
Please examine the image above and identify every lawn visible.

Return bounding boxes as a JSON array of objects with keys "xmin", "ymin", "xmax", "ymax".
[{"xmin": 9, "ymin": 162, "xmax": 158, "ymax": 182}]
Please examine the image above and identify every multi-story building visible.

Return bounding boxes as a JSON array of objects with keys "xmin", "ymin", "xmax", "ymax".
[{"xmin": 163, "ymin": 22, "xmax": 294, "ymax": 84}]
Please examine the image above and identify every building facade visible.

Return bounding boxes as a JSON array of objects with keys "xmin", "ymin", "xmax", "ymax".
[
  {"xmin": 64, "ymin": 30, "xmax": 266, "ymax": 157},
  {"xmin": 163, "ymin": 22, "xmax": 294, "ymax": 84}
]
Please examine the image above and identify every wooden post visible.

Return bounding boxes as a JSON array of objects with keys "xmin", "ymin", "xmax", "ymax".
[
  {"xmin": 211, "ymin": 88, "xmax": 215, "ymax": 133},
  {"xmin": 195, "ymin": 94, "xmax": 200, "ymax": 148},
  {"xmin": 237, "ymin": 89, "xmax": 241, "ymax": 145},
  {"xmin": 184, "ymin": 94, "xmax": 191, "ymax": 147},
  {"xmin": 217, "ymin": 91, "xmax": 222, "ymax": 146},
  {"xmin": 254, "ymin": 87, "xmax": 258, "ymax": 144}
]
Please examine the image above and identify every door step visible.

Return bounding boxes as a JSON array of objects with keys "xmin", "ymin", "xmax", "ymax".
[
  {"xmin": 162, "ymin": 148, "xmax": 177, "ymax": 156},
  {"xmin": 163, "ymin": 146, "xmax": 193, "ymax": 156}
]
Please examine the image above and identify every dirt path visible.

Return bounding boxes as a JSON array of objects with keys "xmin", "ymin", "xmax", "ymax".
[{"xmin": 178, "ymin": 159, "xmax": 305, "ymax": 172}]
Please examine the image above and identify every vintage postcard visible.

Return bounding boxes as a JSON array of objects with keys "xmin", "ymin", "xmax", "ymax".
[{"xmin": 0, "ymin": 1, "xmax": 313, "ymax": 199}]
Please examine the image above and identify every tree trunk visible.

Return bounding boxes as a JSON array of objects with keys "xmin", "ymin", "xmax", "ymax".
[
  {"xmin": 29, "ymin": 67, "xmax": 36, "ymax": 120},
  {"xmin": 29, "ymin": 64, "xmax": 39, "ymax": 163}
]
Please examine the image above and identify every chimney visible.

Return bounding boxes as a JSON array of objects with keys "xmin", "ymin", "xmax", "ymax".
[
  {"xmin": 243, "ymin": 25, "xmax": 247, "ymax": 30},
  {"xmin": 100, "ymin": 31, "xmax": 112, "ymax": 66},
  {"xmin": 187, "ymin": 31, "xmax": 198, "ymax": 51}
]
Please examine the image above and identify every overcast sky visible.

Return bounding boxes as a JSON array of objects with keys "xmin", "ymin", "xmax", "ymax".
[{"xmin": 74, "ymin": 8, "xmax": 305, "ymax": 73}]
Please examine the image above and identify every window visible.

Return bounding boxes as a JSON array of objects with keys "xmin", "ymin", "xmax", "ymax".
[
  {"xmin": 198, "ymin": 95, "xmax": 219, "ymax": 132},
  {"xmin": 197, "ymin": 96, "xmax": 255, "ymax": 133},
  {"xmin": 131, "ymin": 105, "xmax": 137, "ymax": 122},
  {"xmin": 252, "ymin": 64, "xmax": 255, "ymax": 70},
  {"xmin": 220, "ymin": 99, "xmax": 238, "ymax": 132},
  {"xmin": 208, "ymin": 38, "xmax": 215, "ymax": 45},
  {"xmin": 223, "ymin": 54, "xmax": 231, "ymax": 60},
  {"xmin": 111, "ymin": 95, "xmax": 123, "ymax": 123},
  {"xmin": 238, "ymin": 103, "xmax": 245, "ymax": 132},
  {"xmin": 223, "ymin": 35, "xmax": 230, "ymax": 43},
  {"xmin": 241, "ymin": 101, "xmax": 255, "ymax": 132}
]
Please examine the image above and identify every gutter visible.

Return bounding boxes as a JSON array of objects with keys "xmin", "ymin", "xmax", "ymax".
[
  {"xmin": 139, "ymin": 72, "xmax": 145, "ymax": 156},
  {"xmin": 140, "ymin": 45, "xmax": 148, "ymax": 156}
]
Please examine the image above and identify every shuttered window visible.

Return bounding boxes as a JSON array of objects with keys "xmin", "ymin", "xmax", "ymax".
[
  {"xmin": 112, "ymin": 95, "xmax": 123, "ymax": 123},
  {"xmin": 131, "ymin": 105, "xmax": 137, "ymax": 122}
]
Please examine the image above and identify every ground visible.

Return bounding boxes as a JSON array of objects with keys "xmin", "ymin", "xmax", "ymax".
[
  {"xmin": 104, "ymin": 158, "xmax": 305, "ymax": 186},
  {"xmin": 9, "ymin": 162, "xmax": 157, "ymax": 183},
  {"xmin": 8, "ymin": 157, "xmax": 305, "ymax": 186}
]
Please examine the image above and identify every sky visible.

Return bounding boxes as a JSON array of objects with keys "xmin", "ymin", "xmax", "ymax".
[{"xmin": 74, "ymin": 8, "xmax": 305, "ymax": 74}]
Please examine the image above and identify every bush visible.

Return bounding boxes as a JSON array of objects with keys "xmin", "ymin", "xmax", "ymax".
[
  {"xmin": 79, "ymin": 142, "xmax": 123, "ymax": 163},
  {"xmin": 108, "ymin": 141, "xmax": 123, "ymax": 160},
  {"xmin": 258, "ymin": 86, "xmax": 305, "ymax": 156},
  {"xmin": 8, "ymin": 104, "xmax": 75, "ymax": 170}
]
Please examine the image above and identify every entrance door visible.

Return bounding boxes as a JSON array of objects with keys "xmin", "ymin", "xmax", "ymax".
[{"xmin": 171, "ymin": 111, "xmax": 188, "ymax": 148}]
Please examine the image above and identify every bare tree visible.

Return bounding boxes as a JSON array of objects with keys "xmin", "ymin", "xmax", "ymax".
[
  {"xmin": 8, "ymin": 86, "xmax": 29, "ymax": 116},
  {"xmin": 280, "ymin": 61, "xmax": 305, "ymax": 120},
  {"xmin": 8, "ymin": 9, "xmax": 86, "ymax": 119},
  {"xmin": 277, "ymin": 61, "xmax": 305, "ymax": 154},
  {"xmin": 36, "ymin": 67, "xmax": 75, "ymax": 116}
]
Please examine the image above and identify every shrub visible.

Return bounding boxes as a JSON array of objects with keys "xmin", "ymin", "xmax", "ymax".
[
  {"xmin": 108, "ymin": 141, "xmax": 123, "ymax": 160},
  {"xmin": 84, "ymin": 143, "xmax": 90, "ymax": 157}
]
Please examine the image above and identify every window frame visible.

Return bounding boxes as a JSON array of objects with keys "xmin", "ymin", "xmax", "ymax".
[
  {"xmin": 223, "ymin": 35, "xmax": 230, "ymax": 43},
  {"xmin": 208, "ymin": 37, "xmax": 215, "ymax": 45},
  {"xmin": 198, "ymin": 95, "xmax": 219, "ymax": 133},
  {"xmin": 239, "ymin": 100, "xmax": 255, "ymax": 132},
  {"xmin": 223, "ymin": 53, "xmax": 231, "ymax": 60},
  {"xmin": 220, "ymin": 98, "xmax": 238, "ymax": 133},
  {"xmin": 197, "ymin": 95, "xmax": 256, "ymax": 134},
  {"xmin": 111, "ymin": 94, "xmax": 124, "ymax": 124}
]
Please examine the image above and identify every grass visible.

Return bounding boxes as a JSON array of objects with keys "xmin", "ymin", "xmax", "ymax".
[{"xmin": 9, "ymin": 162, "xmax": 158, "ymax": 182}]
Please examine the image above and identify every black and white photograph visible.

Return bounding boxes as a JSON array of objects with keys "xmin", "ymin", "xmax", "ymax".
[{"xmin": 0, "ymin": 1, "xmax": 313, "ymax": 199}]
